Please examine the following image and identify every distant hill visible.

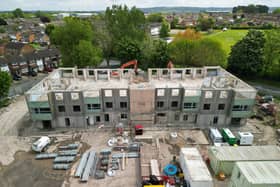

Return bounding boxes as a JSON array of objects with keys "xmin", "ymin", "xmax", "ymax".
[{"xmin": 139, "ymin": 6, "xmax": 280, "ymax": 14}]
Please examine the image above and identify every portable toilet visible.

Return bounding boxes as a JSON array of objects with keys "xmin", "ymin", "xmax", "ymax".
[{"xmin": 237, "ymin": 132, "xmax": 254, "ymax": 145}]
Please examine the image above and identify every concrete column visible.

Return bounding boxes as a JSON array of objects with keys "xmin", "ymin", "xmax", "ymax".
[
  {"xmin": 95, "ymin": 70, "xmax": 98, "ymax": 81},
  {"xmin": 107, "ymin": 70, "xmax": 110, "ymax": 81},
  {"xmin": 203, "ymin": 68, "xmax": 207, "ymax": 78},
  {"xmin": 83, "ymin": 69, "xmax": 87, "ymax": 80},
  {"xmin": 148, "ymin": 69, "xmax": 151, "ymax": 81},
  {"xmin": 192, "ymin": 68, "xmax": 196, "ymax": 79},
  {"xmin": 72, "ymin": 68, "xmax": 76, "ymax": 79}
]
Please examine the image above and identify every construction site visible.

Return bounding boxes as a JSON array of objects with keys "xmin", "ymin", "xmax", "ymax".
[{"xmin": 0, "ymin": 66, "xmax": 279, "ymax": 187}]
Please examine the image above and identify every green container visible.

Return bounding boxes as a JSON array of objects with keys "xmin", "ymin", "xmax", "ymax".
[{"xmin": 221, "ymin": 128, "xmax": 237, "ymax": 145}]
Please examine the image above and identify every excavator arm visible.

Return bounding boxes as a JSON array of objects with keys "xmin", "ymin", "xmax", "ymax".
[{"xmin": 121, "ymin": 59, "xmax": 138, "ymax": 73}]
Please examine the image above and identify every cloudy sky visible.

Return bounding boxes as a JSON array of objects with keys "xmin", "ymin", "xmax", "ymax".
[{"xmin": 1, "ymin": 0, "xmax": 280, "ymax": 11}]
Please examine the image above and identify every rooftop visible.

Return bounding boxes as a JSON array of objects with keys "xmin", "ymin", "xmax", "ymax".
[
  {"xmin": 209, "ymin": 146, "xmax": 280, "ymax": 161},
  {"xmin": 180, "ymin": 147, "xmax": 212, "ymax": 182},
  {"xmin": 26, "ymin": 66, "xmax": 256, "ymax": 102},
  {"xmin": 236, "ymin": 161, "xmax": 280, "ymax": 184}
]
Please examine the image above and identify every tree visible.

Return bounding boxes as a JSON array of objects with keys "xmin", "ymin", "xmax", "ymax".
[
  {"xmin": 0, "ymin": 27, "xmax": 5, "ymax": 33},
  {"xmin": 0, "ymin": 71, "xmax": 12, "ymax": 106},
  {"xmin": 115, "ymin": 37, "xmax": 141, "ymax": 63},
  {"xmin": 40, "ymin": 16, "xmax": 51, "ymax": 23},
  {"xmin": 174, "ymin": 28, "xmax": 202, "ymax": 41},
  {"xmin": 273, "ymin": 8, "xmax": 280, "ymax": 14},
  {"xmin": 168, "ymin": 38, "xmax": 226, "ymax": 67},
  {"xmin": 140, "ymin": 38, "xmax": 169, "ymax": 70},
  {"xmin": 170, "ymin": 17, "xmax": 179, "ymax": 29},
  {"xmin": 95, "ymin": 29, "xmax": 113, "ymax": 67},
  {"xmin": 12, "ymin": 8, "xmax": 24, "ymax": 18},
  {"xmin": 168, "ymin": 39, "xmax": 196, "ymax": 67},
  {"xmin": 197, "ymin": 16, "xmax": 215, "ymax": 31},
  {"xmin": 147, "ymin": 13, "xmax": 163, "ymax": 23},
  {"xmin": 45, "ymin": 24, "xmax": 55, "ymax": 36},
  {"xmin": 193, "ymin": 39, "xmax": 227, "ymax": 67},
  {"xmin": 91, "ymin": 15, "xmax": 113, "ymax": 67},
  {"xmin": 71, "ymin": 40, "xmax": 102, "ymax": 68},
  {"xmin": 105, "ymin": 5, "xmax": 146, "ymax": 44},
  {"xmin": 228, "ymin": 30, "xmax": 265, "ymax": 76},
  {"xmin": 159, "ymin": 21, "xmax": 169, "ymax": 38},
  {"xmin": 50, "ymin": 18, "xmax": 96, "ymax": 67},
  {"xmin": 232, "ymin": 5, "xmax": 269, "ymax": 14},
  {"xmin": 263, "ymin": 29, "xmax": 280, "ymax": 77},
  {"xmin": 0, "ymin": 18, "xmax": 7, "ymax": 25}
]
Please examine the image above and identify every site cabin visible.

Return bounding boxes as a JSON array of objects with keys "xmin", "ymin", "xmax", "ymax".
[
  {"xmin": 31, "ymin": 136, "xmax": 50, "ymax": 152},
  {"xmin": 180, "ymin": 148, "xmax": 213, "ymax": 187},
  {"xmin": 237, "ymin": 132, "xmax": 254, "ymax": 145},
  {"xmin": 209, "ymin": 128, "xmax": 223, "ymax": 143},
  {"xmin": 221, "ymin": 128, "xmax": 237, "ymax": 145}
]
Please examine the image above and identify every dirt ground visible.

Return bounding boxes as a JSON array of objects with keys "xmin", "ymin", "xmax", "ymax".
[
  {"xmin": 0, "ymin": 151, "xmax": 65, "ymax": 187},
  {"xmin": 0, "ymin": 136, "xmax": 30, "ymax": 166},
  {"xmin": 0, "ymin": 96, "xmax": 29, "ymax": 136}
]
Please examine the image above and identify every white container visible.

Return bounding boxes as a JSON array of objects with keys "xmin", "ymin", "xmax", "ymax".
[
  {"xmin": 180, "ymin": 148, "xmax": 213, "ymax": 187},
  {"xmin": 31, "ymin": 136, "xmax": 50, "ymax": 152},
  {"xmin": 210, "ymin": 128, "xmax": 223, "ymax": 143},
  {"xmin": 238, "ymin": 132, "xmax": 254, "ymax": 145}
]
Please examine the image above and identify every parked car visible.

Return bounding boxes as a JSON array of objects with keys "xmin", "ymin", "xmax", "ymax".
[
  {"xmin": 31, "ymin": 136, "xmax": 51, "ymax": 152},
  {"xmin": 28, "ymin": 71, "xmax": 37, "ymax": 76},
  {"xmin": 13, "ymin": 74, "xmax": 22, "ymax": 81},
  {"xmin": 44, "ymin": 67, "xmax": 53, "ymax": 72}
]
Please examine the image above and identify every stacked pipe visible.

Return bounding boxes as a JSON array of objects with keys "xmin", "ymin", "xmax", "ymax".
[{"xmin": 74, "ymin": 150, "xmax": 98, "ymax": 182}]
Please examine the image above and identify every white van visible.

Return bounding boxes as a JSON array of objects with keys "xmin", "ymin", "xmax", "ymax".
[
  {"xmin": 210, "ymin": 128, "xmax": 223, "ymax": 143},
  {"xmin": 31, "ymin": 136, "xmax": 51, "ymax": 152}
]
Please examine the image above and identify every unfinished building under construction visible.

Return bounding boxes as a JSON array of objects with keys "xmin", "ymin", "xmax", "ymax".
[{"xmin": 25, "ymin": 66, "xmax": 256, "ymax": 129}]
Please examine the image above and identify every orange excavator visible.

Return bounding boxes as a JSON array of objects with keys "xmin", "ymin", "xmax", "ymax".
[
  {"xmin": 112, "ymin": 60, "xmax": 172, "ymax": 76},
  {"xmin": 121, "ymin": 59, "xmax": 138, "ymax": 73},
  {"xmin": 111, "ymin": 59, "xmax": 138, "ymax": 76},
  {"xmin": 121, "ymin": 60, "xmax": 138, "ymax": 73}
]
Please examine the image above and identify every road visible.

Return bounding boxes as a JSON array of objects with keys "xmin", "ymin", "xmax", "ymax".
[
  {"xmin": 248, "ymin": 81, "xmax": 280, "ymax": 97},
  {"xmin": 9, "ymin": 73, "xmax": 47, "ymax": 97}
]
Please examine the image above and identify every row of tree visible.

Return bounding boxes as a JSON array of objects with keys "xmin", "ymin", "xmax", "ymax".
[
  {"xmin": 0, "ymin": 71, "xmax": 12, "ymax": 107},
  {"xmin": 50, "ymin": 5, "xmax": 227, "ymax": 70},
  {"xmin": 232, "ymin": 5, "xmax": 269, "ymax": 14},
  {"xmin": 228, "ymin": 29, "xmax": 280, "ymax": 80},
  {"xmin": 49, "ymin": 5, "xmax": 280, "ymax": 81}
]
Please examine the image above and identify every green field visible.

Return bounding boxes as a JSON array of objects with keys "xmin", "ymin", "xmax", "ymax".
[{"xmin": 204, "ymin": 30, "xmax": 248, "ymax": 56}]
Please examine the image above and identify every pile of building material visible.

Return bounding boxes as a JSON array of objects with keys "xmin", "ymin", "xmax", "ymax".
[
  {"xmin": 35, "ymin": 143, "xmax": 80, "ymax": 170},
  {"xmin": 35, "ymin": 153, "xmax": 58, "ymax": 160},
  {"xmin": 59, "ymin": 143, "xmax": 79, "ymax": 150},
  {"xmin": 53, "ymin": 143, "xmax": 79, "ymax": 170},
  {"xmin": 74, "ymin": 150, "xmax": 98, "ymax": 182}
]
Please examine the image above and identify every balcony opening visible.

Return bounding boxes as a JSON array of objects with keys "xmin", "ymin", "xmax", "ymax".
[
  {"xmin": 42, "ymin": 120, "xmax": 52, "ymax": 129},
  {"xmin": 104, "ymin": 114, "xmax": 110, "ymax": 122},
  {"xmin": 65, "ymin": 118, "xmax": 70, "ymax": 127}
]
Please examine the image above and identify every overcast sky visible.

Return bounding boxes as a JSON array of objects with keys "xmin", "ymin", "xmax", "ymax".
[{"xmin": 1, "ymin": 0, "xmax": 280, "ymax": 11}]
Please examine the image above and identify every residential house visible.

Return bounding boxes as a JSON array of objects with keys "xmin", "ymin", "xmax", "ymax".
[{"xmin": 4, "ymin": 42, "xmax": 35, "ymax": 56}]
